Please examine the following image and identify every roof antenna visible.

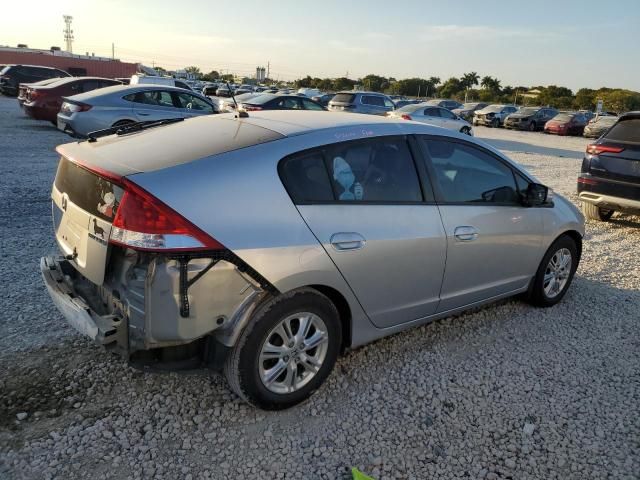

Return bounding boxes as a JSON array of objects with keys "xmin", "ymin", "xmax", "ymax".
[{"xmin": 228, "ymin": 81, "xmax": 248, "ymax": 118}]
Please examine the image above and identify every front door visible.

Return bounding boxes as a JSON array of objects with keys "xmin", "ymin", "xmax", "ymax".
[
  {"xmin": 281, "ymin": 136, "xmax": 447, "ymax": 328},
  {"xmin": 416, "ymin": 135, "xmax": 544, "ymax": 312}
]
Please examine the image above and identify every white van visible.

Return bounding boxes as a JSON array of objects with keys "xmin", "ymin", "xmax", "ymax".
[
  {"xmin": 129, "ymin": 74, "xmax": 193, "ymax": 91},
  {"xmin": 297, "ymin": 87, "xmax": 322, "ymax": 98}
]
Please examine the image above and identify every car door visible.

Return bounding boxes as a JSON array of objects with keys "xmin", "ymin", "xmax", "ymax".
[
  {"xmin": 421, "ymin": 107, "xmax": 446, "ymax": 127},
  {"xmin": 416, "ymin": 135, "xmax": 544, "ymax": 312},
  {"xmin": 131, "ymin": 90, "xmax": 184, "ymax": 121},
  {"xmin": 283, "ymin": 136, "xmax": 447, "ymax": 328},
  {"xmin": 301, "ymin": 98, "xmax": 325, "ymax": 111},
  {"xmin": 438, "ymin": 107, "xmax": 462, "ymax": 130},
  {"xmin": 275, "ymin": 97, "xmax": 303, "ymax": 110},
  {"xmin": 173, "ymin": 91, "xmax": 216, "ymax": 117}
]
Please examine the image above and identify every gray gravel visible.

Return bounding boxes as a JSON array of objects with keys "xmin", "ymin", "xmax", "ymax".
[{"xmin": 1, "ymin": 96, "xmax": 639, "ymax": 479}]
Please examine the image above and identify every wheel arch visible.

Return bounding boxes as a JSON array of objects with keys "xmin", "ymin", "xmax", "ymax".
[
  {"xmin": 560, "ymin": 229, "xmax": 583, "ymax": 262},
  {"xmin": 308, "ymin": 284, "xmax": 352, "ymax": 351}
]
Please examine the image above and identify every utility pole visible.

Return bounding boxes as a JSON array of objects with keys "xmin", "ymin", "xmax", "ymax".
[
  {"xmin": 63, "ymin": 15, "xmax": 74, "ymax": 53},
  {"xmin": 267, "ymin": 61, "xmax": 270, "ymax": 79},
  {"xmin": 111, "ymin": 42, "xmax": 114, "ymax": 60}
]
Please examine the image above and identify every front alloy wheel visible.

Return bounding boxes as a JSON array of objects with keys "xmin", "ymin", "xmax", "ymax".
[
  {"xmin": 527, "ymin": 235, "xmax": 578, "ymax": 307},
  {"xmin": 543, "ymin": 248, "xmax": 572, "ymax": 299}
]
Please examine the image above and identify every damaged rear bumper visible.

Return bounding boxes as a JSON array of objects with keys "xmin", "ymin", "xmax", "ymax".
[{"xmin": 40, "ymin": 256, "xmax": 125, "ymax": 345}]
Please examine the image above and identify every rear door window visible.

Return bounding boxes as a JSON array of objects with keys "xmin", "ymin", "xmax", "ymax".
[
  {"xmin": 439, "ymin": 108, "xmax": 456, "ymax": 119},
  {"xmin": 326, "ymin": 137, "xmax": 423, "ymax": 202},
  {"xmin": 604, "ymin": 119, "xmax": 640, "ymax": 143},
  {"xmin": 424, "ymin": 108, "xmax": 441, "ymax": 117},
  {"xmin": 362, "ymin": 95, "xmax": 384, "ymax": 106},
  {"xmin": 132, "ymin": 90, "xmax": 178, "ymax": 108}
]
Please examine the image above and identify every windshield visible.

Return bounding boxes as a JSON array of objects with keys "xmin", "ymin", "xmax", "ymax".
[
  {"xmin": 0, "ymin": 66, "xmax": 10, "ymax": 75},
  {"xmin": 553, "ymin": 114, "xmax": 574, "ymax": 122},
  {"xmin": 461, "ymin": 103, "xmax": 480, "ymax": 110},
  {"xmin": 331, "ymin": 93, "xmax": 356, "ymax": 103},
  {"xmin": 482, "ymin": 105, "xmax": 505, "ymax": 113},
  {"xmin": 397, "ymin": 103, "xmax": 426, "ymax": 113},
  {"xmin": 596, "ymin": 116, "xmax": 617, "ymax": 125},
  {"xmin": 243, "ymin": 94, "xmax": 278, "ymax": 105}
]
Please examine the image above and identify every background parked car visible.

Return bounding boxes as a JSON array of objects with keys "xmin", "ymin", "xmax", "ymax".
[
  {"xmin": 235, "ymin": 85, "xmax": 255, "ymax": 95},
  {"xmin": 57, "ymin": 84, "xmax": 216, "ymax": 137},
  {"xmin": 425, "ymin": 98, "xmax": 464, "ymax": 110},
  {"xmin": 202, "ymin": 83, "xmax": 219, "ymax": 96},
  {"xmin": 240, "ymin": 94, "xmax": 325, "ymax": 111},
  {"xmin": 328, "ymin": 91, "xmax": 395, "ymax": 115},
  {"xmin": 311, "ymin": 93, "xmax": 335, "ymax": 107},
  {"xmin": 544, "ymin": 112, "xmax": 589, "ymax": 136},
  {"xmin": 452, "ymin": 102, "xmax": 489, "ymax": 121},
  {"xmin": 473, "ymin": 104, "xmax": 519, "ymax": 127},
  {"xmin": 504, "ymin": 107, "xmax": 558, "ymax": 131},
  {"xmin": 387, "ymin": 103, "xmax": 473, "ymax": 135},
  {"xmin": 218, "ymin": 92, "xmax": 260, "ymax": 112},
  {"xmin": 23, "ymin": 77, "xmax": 122, "ymax": 123},
  {"xmin": 393, "ymin": 99, "xmax": 422, "ymax": 109},
  {"xmin": 0, "ymin": 65, "xmax": 71, "ymax": 96},
  {"xmin": 216, "ymin": 85, "xmax": 233, "ymax": 97},
  {"xmin": 129, "ymin": 74, "xmax": 193, "ymax": 91},
  {"xmin": 578, "ymin": 111, "xmax": 640, "ymax": 220},
  {"xmin": 17, "ymin": 77, "xmax": 65, "ymax": 108},
  {"xmin": 583, "ymin": 115, "xmax": 618, "ymax": 138},
  {"xmin": 298, "ymin": 87, "xmax": 322, "ymax": 97}
]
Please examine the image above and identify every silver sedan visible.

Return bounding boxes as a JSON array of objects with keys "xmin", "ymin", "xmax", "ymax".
[
  {"xmin": 42, "ymin": 111, "xmax": 584, "ymax": 409},
  {"xmin": 56, "ymin": 84, "xmax": 217, "ymax": 137}
]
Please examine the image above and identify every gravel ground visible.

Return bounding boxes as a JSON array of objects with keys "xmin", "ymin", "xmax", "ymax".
[{"xmin": 0, "ymin": 96, "xmax": 638, "ymax": 480}]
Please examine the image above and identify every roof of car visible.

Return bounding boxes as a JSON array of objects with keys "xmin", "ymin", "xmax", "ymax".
[
  {"xmin": 619, "ymin": 111, "xmax": 640, "ymax": 120},
  {"xmin": 64, "ymin": 83, "xmax": 205, "ymax": 102}
]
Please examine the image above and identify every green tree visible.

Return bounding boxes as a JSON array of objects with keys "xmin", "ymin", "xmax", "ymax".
[
  {"xmin": 437, "ymin": 77, "xmax": 464, "ymax": 99},
  {"xmin": 184, "ymin": 66, "xmax": 202, "ymax": 79},
  {"xmin": 332, "ymin": 77, "xmax": 356, "ymax": 91},
  {"xmin": 460, "ymin": 72, "xmax": 480, "ymax": 90},
  {"xmin": 361, "ymin": 74, "xmax": 389, "ymax": 92}
]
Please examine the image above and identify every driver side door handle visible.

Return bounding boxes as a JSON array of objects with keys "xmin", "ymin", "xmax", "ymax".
[
  {"xmin": 454, "ymin": 226, "xmax": 478, "ymax": 242},
  {"xmin": 330, "ymin": 232, "xmax": 366, "ymax": 251}
]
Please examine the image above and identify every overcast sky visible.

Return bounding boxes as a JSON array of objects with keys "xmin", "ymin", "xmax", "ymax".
[{"xmin": 3, "ymin": 0, "xmax": 639, "ymax": 91}]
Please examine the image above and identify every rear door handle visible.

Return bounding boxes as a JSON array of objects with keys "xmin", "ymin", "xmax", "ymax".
[
  {"xmin": 138, "ymin": 112, "xmax": 150, "ymax": 116},
  {"xmin": 454, "ymin": 226, "xmax": 478, "ymax": 242},
  {"xmin": 330, "ymin": 232, "xmax": 366, "ymax": 251}
]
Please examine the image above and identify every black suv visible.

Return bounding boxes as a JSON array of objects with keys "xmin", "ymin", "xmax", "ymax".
[
  {"xmin": 504, "ymin": 107, "xmax": 558, "ymax": 131},
  {"xmin": 0, "ymin": 65, "xmax": 71, "ymax": 96},
  {"xmin": 578, "ymin": 112, "xmax": 640, "ymax": 221}
]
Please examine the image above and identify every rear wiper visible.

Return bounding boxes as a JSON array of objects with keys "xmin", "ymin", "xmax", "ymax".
[{"xmin": 86, "ymin": 117, "xmax": 185, "ymax": 143}]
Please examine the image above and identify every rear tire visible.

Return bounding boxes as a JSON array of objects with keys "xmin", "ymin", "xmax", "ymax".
[
  {"xmin": 527, "ymin": 235, "xmax": 578, "ymax": 308},
  {"xmin": 581, "ymin": 202, "xmax": 614, "ymax": 221},
  {"xmin": 491, "ymin": 118, "xmax": 500, "ymax": 128},
  {"xmin": 224, "ymin": 288, "xmax": 341, "ymax": 410},
  {"xmin": 528, "ymin": 121, "xmax": 537, "ymax": 131}
]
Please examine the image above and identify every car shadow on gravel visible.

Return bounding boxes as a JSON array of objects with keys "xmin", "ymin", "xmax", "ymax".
[{"xmin": 481, "ymin": 138, "xmax": 583, "ymax": 159}]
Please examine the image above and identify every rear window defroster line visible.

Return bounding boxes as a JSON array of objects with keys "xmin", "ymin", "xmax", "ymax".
[{"xmin": 168, "ymin": 250, "xmax": 279, "ymax": 318}]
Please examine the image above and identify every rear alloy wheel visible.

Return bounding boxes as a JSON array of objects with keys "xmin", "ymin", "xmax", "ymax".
[
  {"xmin": 581, "ymin": 202, "xmax": 614, "ymax": 221},
  {"xmin": 527, "ymin": 235, "xmax": 578, "ymax": 307},
  {"xmin": 460, "ymin": 126, "xmax": 472, "ymax": 136},
  {"xmin": 224, "ymin": 289, "xmax": 341, "ymax": 409}
]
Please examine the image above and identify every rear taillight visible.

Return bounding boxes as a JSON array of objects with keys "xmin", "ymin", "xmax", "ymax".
[
  {"xmin": 577, "ymin": 177, "xmax": 598, "ymax": 185},
  {"xmin": 586, "ymin": 144, "xmax": 624, "ymax": 155},
  {"xmin": 401, "ymin": 114, "xmax": 412, "ymax": 120},
  {"xmin": 110, "ymin": 181, "xmax": 224, "ymax": 251},
  {"xmin": 75, "ymin": 162, "xmax": 223, "ymax": 252},
  {"xmin": 29, "ymin": 89, "xmax": 46, "ymax": 100},
  {"xmin": 62, "ymin": 101, "xmax": 92, "ymax": 113}
]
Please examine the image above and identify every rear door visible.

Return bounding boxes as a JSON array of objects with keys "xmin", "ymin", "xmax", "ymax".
[
  {"xmin": 592, "ymin": 117, "xmax": 640, "ymax": 182},
  {"xmin": 51, "ymin": 156, "xmax": 123, "ymax": 284},
  {"xmin": 281, "ymin": 136, "xmax": 447, "ymax": 328},
  {"xmin": 131, "ymin": 90, "xmax": 184, "ymax": 121},
  {"xmin": 417, "ymin": 135, "xmax": 544, "ymax": 312},
  {"xmin": 421, "ymin": 107, "xmax": 446, "ymax": 128}
]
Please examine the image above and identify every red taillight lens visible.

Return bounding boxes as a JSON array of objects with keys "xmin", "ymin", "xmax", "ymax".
[
  {"xmin": 401, "ymin": 114, "xmax": 412, "ymax": 120},
  {"xmin": 110, "ymin": 180, "xmax": 224, "ymax": 251},
  {"xmin": 577, "ymin": 177, "xmax": 598, "ymax": 185},
  {"xmin": 29, "ymin": 89, "xmax": 45, "ymax": 100},
  {"xmin": 586, "ymin": 144, "xmax": 624, "ymax": 155}
]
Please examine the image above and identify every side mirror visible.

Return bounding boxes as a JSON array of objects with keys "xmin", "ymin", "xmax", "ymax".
[{"xmin": 523, "ymin": 183, "xmax": 549, "ymax": 206}]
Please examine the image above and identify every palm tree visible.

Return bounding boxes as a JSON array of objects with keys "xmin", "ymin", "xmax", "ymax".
[
  {"xmin": 461, "ymin": 72, "xmax": 480, "ymax": 89},
  {"xmin": 481, "ymin": 76, "xmax": 493, "ymax": 89},
  {"xmin": 428, "ymin": 76, "xmax": 441, "ymax": 87}
]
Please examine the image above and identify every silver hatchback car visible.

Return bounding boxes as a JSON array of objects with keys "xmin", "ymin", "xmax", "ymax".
[
  {"xmin": 41, "ymin": 111, "xmax": 584, "ymax": 409},
  {"xmin": 57, "ymin": 84, "xmax": 217, "ymax": 137}
]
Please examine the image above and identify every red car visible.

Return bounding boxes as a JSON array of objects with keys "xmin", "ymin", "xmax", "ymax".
[
  {"xmin": 17, "ymin": 78, "xmax": 67, "ymax": 109},
  {"xmin": 23, "ymin": 77, "xmax": 121, "ymax": 123},
  {"xmin": 544, "ymin": 112, "xmax": 589, "ymax": 136}
]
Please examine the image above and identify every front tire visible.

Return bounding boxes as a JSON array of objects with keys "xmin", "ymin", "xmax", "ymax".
[
  {"xmin": 528, "ymin": 121, "xmax": 537, "ymax": 132},
  {"xmin": 491, "ymin": 117, "xmax": 500, "ymax": 128},
  {"xmin": 224, "ymin": 289, "xmax": 341, "ymax": 410},
  {"xmin": 581, "ymin": 202, "xmax": 614, "ymax": 221},
  {"xmin": 527, "ymin": 235, "xmax": 578, "ymax": 307},
  {"xmin": 460, "ymin": 126, "xmax": 472, "ymax": 136}
]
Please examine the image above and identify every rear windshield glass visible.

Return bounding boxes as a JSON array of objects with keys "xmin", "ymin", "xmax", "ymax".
[
  {"xmin": 54, "ymin": 157, "xmax": 124, "ymax": 222},
  {"xmin": 604, "ymin": 118, "xmax": 640, "ymax": 143},
  {"xmin": 244, "ymin": 94, "xmax": 278, "ymax": 105},
  {"xmin": 397, "ymin": 103, "xmax": 425, "ymax": 113},
  {"xmin": 553, "ymin": 114, "xmax": 574, "ymax": 122},
  {"xmin": 331, "ymin": 93, "xmax": 356, "ymax": 103},
  {"xmin": 0, "ymin": 66, "xmax": 10, "ymax": 75}
]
